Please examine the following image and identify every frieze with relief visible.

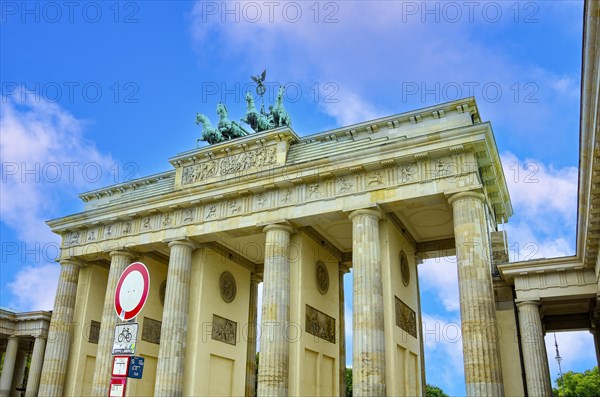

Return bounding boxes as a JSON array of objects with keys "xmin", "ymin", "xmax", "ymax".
[
  {"xmin": 212, "ymin": 314, "xmax": 237, "ymax": 345},
  {"xmin": 395, "ymin": 296, "xmax": 417, "ymax": 338},
  {"xmin": 181, "ymin": 147, "xmax": 278, "ymax": 185},
  {"xmin": 61, "ymin": 154, "xmax": 469, "ymax": 249},
  {"xmin": 305, "ymin": 305, "xmax": 335, "ymax": 343},
  {"xmin": 142, "ymin": 317, "xmax": 162, "ymax": 344}
]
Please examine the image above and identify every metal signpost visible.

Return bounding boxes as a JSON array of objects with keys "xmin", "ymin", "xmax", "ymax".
[{"xmin": 109, "ymin": 262, "xmax": 150, "ymax": 394}]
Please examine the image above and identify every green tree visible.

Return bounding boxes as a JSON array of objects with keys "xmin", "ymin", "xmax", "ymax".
[
  {"xmin": 345, "ymin": 367, "xmax": 352, "ymax": 397},
  {"xmin": 553, "ymin": 366, "xmax": 600, "ymax": 397},
  {"xmin": 426, "ymin": 383, "xmax": 450, "ymax": 397}
]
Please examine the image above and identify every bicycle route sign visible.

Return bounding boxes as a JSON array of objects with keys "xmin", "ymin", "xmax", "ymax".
[
  {"xmin": 112, "ymin": 322, "xmax": 139, "ymax": 354},
  {"xmin": 114, "ymin": 262, "xmax": 150, "ymax": 321}
]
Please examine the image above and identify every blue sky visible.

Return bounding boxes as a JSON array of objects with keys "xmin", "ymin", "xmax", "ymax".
[{"xmin": 0, "ymin": 1, "xmax": 594, "ymax": 395}]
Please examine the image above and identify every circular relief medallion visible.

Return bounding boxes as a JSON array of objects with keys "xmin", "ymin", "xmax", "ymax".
[
  {"xmin": 400, "ymin": 251, "xmax": 410, "ymax": 287},
  {"xmin": 315, "ymin": 261, "xmax": 329, "ymax": 295},
  {"xmin": 219, "ymin": 271, "xmax": 237, "ymax": 303},
  {"xmin": 159, "ymin": 280, "xmax": 167, "ymax": 306}
]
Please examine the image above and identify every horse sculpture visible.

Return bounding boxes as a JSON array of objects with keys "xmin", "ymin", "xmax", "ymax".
[
  {"xmin": 241, "ymin": 91, "xmax": 273, "ymax": 132},
  {"xmin": 271, "ymin": 85, "xmax": 292, "ymax": 128},
  {"xmin": 195, "ymin": 82, "xmax": 293, "ymax": 146},
  {"xmin": 216, "ymin": 103, "xmax": 248, "ymax": 139},
  {"xmin": 195, "ymin": 113, "xmax": 224, "ymax": 145}
]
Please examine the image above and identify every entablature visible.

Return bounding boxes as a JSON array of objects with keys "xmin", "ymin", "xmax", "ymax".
[{"xmin": 48, "ymin": 99, "xmax": 512, "ymax": 259}]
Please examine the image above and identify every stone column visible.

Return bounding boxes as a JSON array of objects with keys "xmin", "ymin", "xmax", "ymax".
[
  {"xmin": 338, "ymin": 264, "xmax": 349, "ymax": 397},
  {"xmin": 0, "ymin": 336, "xmax": 19, "ymax": 397},
  {"xmin": 25, "ymin": 336, "xmax": 47, "ymax": 397},
  {"xmin": 517, "ymin": 301, "xmax": 552, "ymax": 396},
  {"xmin": 349, "ymin": 209, "xmax": 386, "ymax": 396},
  {"xmin": 154, "ymin": 240, "xmax": 196, "ymax": 397},
  {"xmin": 38, "ymin": 259, "xmax": 82, "ymax": 397},
  {"xmin": 257, "ymin": 224, "xmax": 293, "ymax": 397},
  {"xmin": 245, "ymin": 274, "xmax": 260, "ymax": 397},
  {"xmin": 10, "ymin": 347, "xmax": 27, "ymax": 397},
  {"xmin": 448, "ymin": 192, "xmax": 503, "ymax": 396},
  {"xmin": 91, "ymin": 250, "xmax": 134, "ymax": 396}
]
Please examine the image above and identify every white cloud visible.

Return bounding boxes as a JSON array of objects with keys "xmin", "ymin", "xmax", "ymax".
[
  {"xmin": 419, "ymin": 259, "xmax": 460, "ymax": 312},
  {"xmin": 500, "ymin": 152, "xmax": 577, "ymax": 260},
  {"xmin": 501, "ymin": 152, "xmax": 578, "ymax": 224},
  {"xmin": 322, "ymin": 91, "xmax": 384, "ymax": 126},
  {"xmin": 1, "ymin": 93, "xmax": 115, "ymax": 244},
  {"xmin": 7, "ymin": 263, "xmax": 60, "ymax": 311},
  {"xmin": 189, "ymin": 0, "xmax": 581, "ymax": 147},
  {"xmin": 1, "ymin": 91, "xmax": 115, "ymax": 311}
]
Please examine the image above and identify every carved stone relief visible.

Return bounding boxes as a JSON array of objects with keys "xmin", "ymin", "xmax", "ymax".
[
  {"xmin": 212, "ymin": 314, "xmax": 237, "ymax": 345},
  {"xmin": 219, "ymin": 271, "xmax": 237, "ymax": 303},
  {"xmin": 162, "ymin": 213, "xmax": 172, "ymax": 227},
  {"xmin": 69, "ymin": 231, "xmax": 80, "ymax": 245},
  {"xmin": 305, "ymin": 305, "xmax": 335, "ymax": 343},
  {"xmin": 142, "ymin": 217, "xmax": 152, "ymax": 230},
  {"xmin": 399, "ymin": 163, "xmax": 418, "ymax": 183},
  {"xmin": 395, "ymin": 296, "xmax": 417, "ymax": 338},
  {"xmin": 368, "ymin": 171, "xmax": 384, "ymax": 186},
  {"xmin": 88, "ymin": 320, "xmax": 100, "ymax": 344},
  {"xmin": 337, "ymin": 177, "xmax": 353, "ymax": 193},
  {"xmin": 183, "ymin": 208, "xmax": 194, "ymax": 223},
  {"xmin": 227, "ymin": 200, "xmax": 241, "ymax": 215},
  {"xmin": 256, "ymin": 193, "xmax": 266, "ymax": 208},
  {"xmin": 281, "ymin": 189, "xmax": 293, "ymax": 204},
  {"xmin": 205, "ymin": 205, "xmax": 217, "ymax": 220},
  {"xmin": 400, "ymin": 250, "xmax": 410, "ymax": 287},
  {"xmin": 315, "ymin": 261, "xmax": 329, "ymax": 295},
  {"xmin": 308, "ymin": 184, "xmax": 320, "ymax": 198},
  {"xmin": 142, "ymin": 317, "xmax": 162, "ymax": 344},
  {"xmin": 181, "ymin": 147, "xmax": 277, "ymax": 185},
  {"xmin": 122, "ymin": 222, "xmax": 132, "ymax": 234}
]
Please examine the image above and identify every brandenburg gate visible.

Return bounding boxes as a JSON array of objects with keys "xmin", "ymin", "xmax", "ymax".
[{"xmin": 32, "ymin": 93, "xmax": 525, "ymax": 397}]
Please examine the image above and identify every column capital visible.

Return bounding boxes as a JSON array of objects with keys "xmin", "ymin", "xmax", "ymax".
[
  {"xmin": 58, "ymin": 258, "xmax": 83, "ymax": 268},
  {"xmin": 8, "ymin": 334, "xmax": 19, "ymax": 341},
  {"xmin": 108, "ymin": 250, "xmax": 135, "ymax": 260},
  {"xmin": 339, "ymin": 262, "xmax": 351, "ymax": 275},
  {"xmin": 447, "ymin": 191, "xmax": 485, "ymax": 206},
  {"xmin": 250, "ymin": 273, "xmax": 262, "ymax": 284},
  {"xmin": 516, "ymin": 300, "xmax": 541, "ymax": 308},
  {"xmin": 348, "ymin": 207, "xmax": 384, "ymax": 222},
  {"xmin": 167, "ymin": 239, "xmax": 198, "ymax": 250},
  {"xmin": 263, "ymin": 223, "xmax": 294, "ymax": 234}
]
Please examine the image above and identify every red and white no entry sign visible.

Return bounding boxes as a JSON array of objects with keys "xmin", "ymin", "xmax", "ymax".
[{"xmin": 114, "ymin": 262, "xmax": 150, "ymax": 321}]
